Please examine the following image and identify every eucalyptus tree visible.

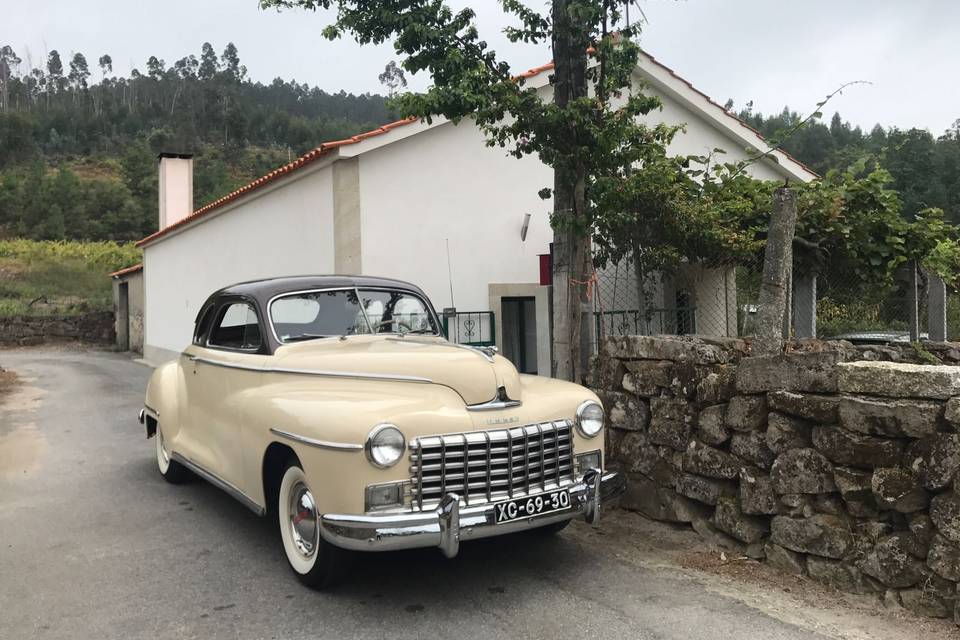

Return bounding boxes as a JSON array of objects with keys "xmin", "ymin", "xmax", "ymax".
[{"xmin": 0, "ymin": 45, "xmax": 22, "ymax": 112}]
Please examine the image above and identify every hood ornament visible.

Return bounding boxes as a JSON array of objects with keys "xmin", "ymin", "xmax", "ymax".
[
  {"xmin": 475, "ymin": 345, "xmax": 498, "ymax": 359},
  {"xmin": 466, "ymin": 385, "xmax": 522, "ymax": 412}
]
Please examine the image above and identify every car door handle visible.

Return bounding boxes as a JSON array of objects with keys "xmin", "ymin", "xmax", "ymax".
[{"xmin": 186, "ymin": 354, "xmax": 198, "ymax": 362}]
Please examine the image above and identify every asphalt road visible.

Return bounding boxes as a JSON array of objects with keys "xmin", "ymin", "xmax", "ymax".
[{"xmin": 0, "ymin": 348, "xmax": 837, "ymax": 640}]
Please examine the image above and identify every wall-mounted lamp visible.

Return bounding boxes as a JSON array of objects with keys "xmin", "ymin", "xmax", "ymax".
[{"xmin": 520, "ymin": 213, "xmax": 531, "ymax": 241}]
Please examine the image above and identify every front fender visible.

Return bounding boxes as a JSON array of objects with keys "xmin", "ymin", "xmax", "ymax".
[
  {"xmin": 248, "ymin": 377, "xmax": 473, "ymax": 514},
  {"xmin": 247, "ymin": 373, "xmax": 604, "ymax": 515}
]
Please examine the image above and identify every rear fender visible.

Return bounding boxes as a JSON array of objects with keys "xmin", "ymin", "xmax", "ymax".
[{"xmin": 143, "ymin": 359, "xmax": 186, "ymax": 440}]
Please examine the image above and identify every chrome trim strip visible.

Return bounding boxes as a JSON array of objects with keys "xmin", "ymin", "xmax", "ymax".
[
  {"xmin": 170, "ymin": 452, "xmax": 266, "ymax": 516},
  {"xmin": 270, "ymin": 427, "xmax": 363, "ymax": 451},
  {"xmin": 466, "ymin": 386, "xmax": 522, "ymax": 412},
  {"xmin": 465, "ymin": 398, "xmax": 522, "ymax": 412},
  {"xmin": 184, "ymin": 353, "xmax": 433, "ymax": 384}
]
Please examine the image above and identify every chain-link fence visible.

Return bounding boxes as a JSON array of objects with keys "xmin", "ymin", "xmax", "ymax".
[
  {"xmin": 816, "ymin": 264, "xmax": 928, "ymax": 341},
  {"xmin": 592, "ymin": 257, "xmax": 948, "ymax": 347}
]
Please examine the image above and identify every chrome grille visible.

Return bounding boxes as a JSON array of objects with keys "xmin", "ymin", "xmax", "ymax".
[{"xmin": 409, "ymin": 420, "xmax": 574, "ymax": 509}]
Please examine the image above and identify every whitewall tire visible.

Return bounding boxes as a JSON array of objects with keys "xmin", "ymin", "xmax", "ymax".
[
  {"xmin": 277, "ymin": 461, "xmax": 349, "ymax": 588},
  {"xmin": 155, "ymin": 424, "xmax": 191, "ymax": 484}
]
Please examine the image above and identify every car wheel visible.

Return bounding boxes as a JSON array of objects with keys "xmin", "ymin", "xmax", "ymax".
[
  {"xmin": 155, "ymin": 423, "xmax": 191, "ymax": 484},
  {"xmin": 277, "ymin": 461, "xmax": 350, "ymax": 589}
]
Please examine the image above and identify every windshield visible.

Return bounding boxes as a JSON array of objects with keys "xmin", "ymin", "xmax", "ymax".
[{"xmin": 270, "ymin": 288, "xmax": 439, "ymax": 343}]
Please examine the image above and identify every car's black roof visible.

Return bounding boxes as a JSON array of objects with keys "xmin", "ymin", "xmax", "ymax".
[{"xmin": 212, "ymin": 275, "xmax": 430, "ymax": 305}]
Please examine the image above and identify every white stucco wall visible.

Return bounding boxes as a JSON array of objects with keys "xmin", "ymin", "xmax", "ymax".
[
  {"xmin": 143, "ymin": 165, "xmax": 335, "ymax": 363},
  {"xmin": 356, "ymin": 70, "xmax": 788, "ymax": 317},
  {"xmin": 141, "ymin": 59, "xmax": 810, "ymax": 361},
  {"xmin": 639, "ymin": 84, "xmax": 785, "ymax": 182},
  {"xmin": 357, "ymin": 123, "xmax": 554, "ymax": 313}
]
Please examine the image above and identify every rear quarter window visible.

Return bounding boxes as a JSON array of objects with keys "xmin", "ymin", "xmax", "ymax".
[{"xmin": 193, "ymin": 304, "xmax": 216, "ymax": 345}]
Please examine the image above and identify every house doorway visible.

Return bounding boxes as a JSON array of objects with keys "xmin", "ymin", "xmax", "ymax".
[
  {"xmin": 501, "ymin": 296, "xmax": 538, "ymax": 374},
  {"xmin": 117, "ymin": 282, "xmax": 130, "ymax": 351}
]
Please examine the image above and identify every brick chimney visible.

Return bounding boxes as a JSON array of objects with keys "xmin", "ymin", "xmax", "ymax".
[{"xmin": 158, "ymin": 152, "xmax": 194, "ymax": 229}]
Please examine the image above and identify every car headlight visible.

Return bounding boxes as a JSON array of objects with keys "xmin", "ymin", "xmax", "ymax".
[
  {"xmin": 576, "ymin": 400, "xmax": 604, "ymax": 438},
  {"xmin": 365, "ymin": 424, "xmax": 405, "ymax": 468}
]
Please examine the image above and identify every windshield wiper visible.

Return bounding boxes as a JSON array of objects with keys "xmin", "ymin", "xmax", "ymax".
[
  {"xmin": 284, "ymin": 333, "xmax": 329, "ymax": 342},
  {"xmin": 405, "ymin": 328, "xmax": 437, "ymax": 335}
]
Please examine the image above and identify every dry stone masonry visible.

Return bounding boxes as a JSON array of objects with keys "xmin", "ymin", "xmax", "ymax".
[
  {"xmin": 593, "ymin": 335, "xmax": 960, "ymax": 624},
  {"xmin": 0, "ymin": 312, "xmax": 114, "ymax": 345}
]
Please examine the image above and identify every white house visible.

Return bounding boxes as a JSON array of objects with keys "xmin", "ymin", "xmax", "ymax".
[{"xmin": 130, "ymin": 51, "xmax": 817, "ymax": 373}]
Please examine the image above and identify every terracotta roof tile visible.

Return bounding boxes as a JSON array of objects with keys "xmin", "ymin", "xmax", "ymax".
[{"xmin": 109, "ymin": 263, "xmax": 143, "ymax": 278}]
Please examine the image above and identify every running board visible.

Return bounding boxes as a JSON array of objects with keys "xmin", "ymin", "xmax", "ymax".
[{"xmin": 170, "ymin": 452, "xmax": 266, "ymax": 517}]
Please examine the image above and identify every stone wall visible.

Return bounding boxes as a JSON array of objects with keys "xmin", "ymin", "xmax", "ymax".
[
  {"xmin": 593, "ymin": 335, "xmax": 960, "ymax": 623},
  {"xmin": 0, "ymin": 312, "xmax": 115, "ymax": 346}
]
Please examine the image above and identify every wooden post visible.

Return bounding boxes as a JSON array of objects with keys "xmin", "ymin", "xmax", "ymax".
[
  {"xmin": 928, "ymin": 272, "xmax": 948, "ymax": 342},
  {"xmin": 754, "ymin": 187, "xmax": 798, "ymax": 355}
]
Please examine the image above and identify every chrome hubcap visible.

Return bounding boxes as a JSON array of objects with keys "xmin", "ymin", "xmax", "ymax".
[{"xmin": 288, "ymin": 482, "xmax": 318, "ymax": 558}]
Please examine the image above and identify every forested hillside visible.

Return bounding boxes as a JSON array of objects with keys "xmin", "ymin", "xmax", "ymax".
[
  {"xmin": 0, "ymin": 39, "xmax": 958, "ymax": 243},
  {"xmin": 0, "ymin": 42, "xmax": 392, "ymax": 240},
  {"xmin": 736, "ymin": 104, "xmax": 960, "ymax": 224}
]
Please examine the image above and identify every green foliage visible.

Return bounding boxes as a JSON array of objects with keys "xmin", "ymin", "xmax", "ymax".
[
  {"xmin": 259, "ymin": 1, "xmax": 670, "ymax": 238},
  {"xmin": 592, "ymin": 148, "xmax": 771, "ymax": 273},
  {"xmin": 792, "ymin": 164, "xmax": 960, "ymax": 285},
  {"xmin": 256, "ymin": 0, "xmax": 960, "ymax": 298},
  {"xmin": 740, "ymin": 107, "xmax": 960, "ymax": 226},
  {"xmin": 910, "ymin": 341, "xmax": 940, "ymax": 365},
  {"xmin": 0, "ymin": 40, "xmax": 393, "ymax": 240},
  {"xmin": 0, "ymin": 239, "xmax": 140, "ymax": 316},
  {"xmin": 816, "ymin": 296, "xmax": 903, "ymax": 337}
]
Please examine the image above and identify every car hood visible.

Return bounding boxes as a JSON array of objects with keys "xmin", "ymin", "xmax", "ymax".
[{"xmin": 272, "ymin": 335, "xmax": 521, "ymax": 406}]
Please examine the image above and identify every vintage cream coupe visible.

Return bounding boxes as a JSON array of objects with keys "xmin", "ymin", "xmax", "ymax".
[{"xmin": 140, "ymin": 275, "xmax": 625, "ymax": 587}]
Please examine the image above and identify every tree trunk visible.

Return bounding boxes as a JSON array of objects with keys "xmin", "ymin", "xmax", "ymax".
[
  {"xmin": 754, "ymin": 187, "xmax": 798, "ymax": 355},
  {"xmin": 551, "ymin": 0, "xmax": 593, "ymax": 382}
]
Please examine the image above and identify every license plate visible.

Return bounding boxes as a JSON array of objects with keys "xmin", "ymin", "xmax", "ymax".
[{"xmin": 493, "ymin": 489, "xmax": 571, "ymax": 523}]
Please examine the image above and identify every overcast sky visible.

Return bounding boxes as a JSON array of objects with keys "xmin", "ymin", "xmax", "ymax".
[{"xmin": 4, "ymin": 0, "xmax": 958, "ymax": 134}]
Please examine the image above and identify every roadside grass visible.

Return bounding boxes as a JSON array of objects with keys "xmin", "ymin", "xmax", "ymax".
[{"xmin": 0, "ymin": 240, "xmax": 141, "ymax": 316}]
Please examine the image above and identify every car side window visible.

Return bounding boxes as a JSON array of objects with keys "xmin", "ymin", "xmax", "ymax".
[{"xmin": 207, "ymin": 302, "xmax": 262, "ymax": 351}]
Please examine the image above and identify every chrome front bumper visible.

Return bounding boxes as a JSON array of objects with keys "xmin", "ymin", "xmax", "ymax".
[{"xmin": 319, "ymin": 469, "xmax": 626, "ymax": 558}]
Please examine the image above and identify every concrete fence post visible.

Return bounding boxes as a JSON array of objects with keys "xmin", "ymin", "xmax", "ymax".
[
  {"xmin": 793, "ymin": 274, "xmax": 817, "ymax": 339},
  {"xmin": 907, "ymin": 261, "xmax": 920, "ymax": 342},
  {"xmin": 928, "ymin": 272, "xmax": 947, "ymax": 341},
  {"xmin": 782, "ymin": 272, "xmax": 792, "ymax": 339}
]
